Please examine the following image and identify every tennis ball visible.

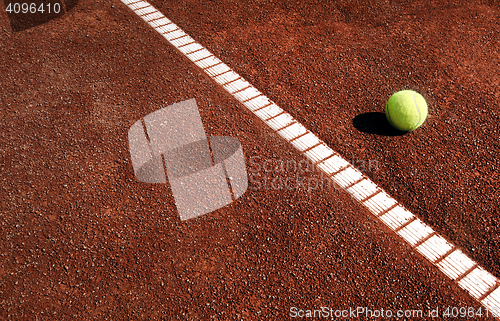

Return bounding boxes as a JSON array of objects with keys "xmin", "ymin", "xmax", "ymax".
[{"xmin": 385, "ymin": 90, "xmax": 428, "ymax": 131}]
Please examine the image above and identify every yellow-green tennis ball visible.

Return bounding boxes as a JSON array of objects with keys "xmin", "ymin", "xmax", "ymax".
[{"xmin": 385, "ymin": 90, "xmax": 428, "ymax": 131}]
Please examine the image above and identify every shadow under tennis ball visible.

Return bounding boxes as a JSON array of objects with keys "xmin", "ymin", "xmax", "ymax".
[
  {"xmin": 352, "ymin": 112, "xmax": 407, "ymax": 136},
  {"xmin": 5, "ymin": 0, "xmax": 78, "ymax": 32}
]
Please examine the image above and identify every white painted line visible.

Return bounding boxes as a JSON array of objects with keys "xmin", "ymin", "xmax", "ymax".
[
  {"xmin": 243, "ymin": 96, "xmax": 271, "ymax": 111},
  {"xmin": 148, "ymin": 17, "xmax": 171, "ymax": 27},
  {"xmin": 156, "ymin": 24, "xmax": 178, "ymax": 34},
  {"xmin": 254, "ymin": 104, "xmax": 283, "ymax": 121},
  {"xmin": 187, "ymin": 50, "xmax": 212, "ymax": 62},
  {"xmin": 134, "ymin": 5, "xmax": 156, "ymax": 16},
  {"xmin": 277, "ymin": 122, "xmax": 308, "ymax": 141},
  {"xmin": 290, "ymin": 132, "xmax": 320, "ymax": 152},
  {"xmin": 223, "ymin": 78, "xmax": 251, "ymax": 93},
  {"xmin": 379, "ymin": 205, "xmax": 415, "ymax": 230},
  {"xmin": 213, "ymin": 70, "xmax": 240, "ymax": 85},
  {"xmin": 205, "ymin": 63, "xmax": 231, "ymax": 77},
  {"xmin": 177, "ymin": 43, "xmax": 204, "ymax": 55},
  {"xmin": 233, "ymin": 87, "xmax": 262, "ymax": 102},
  {"xmin": 316, "ymin": 155, "xmax": 350, "ymax": 176},
  {"xmin": 127, "ymin": 1, "xmax": 147, "ymax": 8},
  {"xmin": 347, "ymin": 179, "xmax": 379, "ymax": 202},
  {"xmin": 120, "ymin": 1, "xmax": 500, "ymax": 315},
  {"xmin": 242, "ymin": 93, "xmax": 264, "ymax": 103},
  {"xmin": 125, "ymin": 0, "xmax": 143, "ymax": 4},
  {"xmin": 162, "ymin": 29, "xmax": 185, "ymax": 41},
  {"xmin": 397, "ymin": 219, "xmax": 434, "ymax": 246},
  {"xmin": 141, "ymin": 11, "xmax": 164, "ymax": 21},
  {"xmin": 195, "ymin": 56, "xmax": 223, "ymax": 69},
  {"xmin": 170, "ymin": 35, "xmax": 195, "ymax": 48},
  {"xmin": 331, "ymin": 167, "xmax": 364, "ymax": 189},
  {"xmin": 437, "ymin": 249, "xmax": 476, "ymax": 280},
  {"xmin": 266, "ymin": 113, "xmax": 295, "ymax": 131},
  {"xmin": 363, "ymin": 191, "xmax": 397, "ymax": 216},
  {"xmin": 304, "ymin": 144, "xmax": 334, "ymax": 164},
  {"xmin": 128, "ymin": 1, "xmax": 149, "ymax": 10},
  {"xmin": 482, "ymin": 287, "xmax": 500, "ymax": 317},
  {"xmin": 459, "ymin": 267, "xmax": 498, "ymax": 300},
  {"xmin": 415, "ymin": 234, "xmax": 453, "ymax": 262}
]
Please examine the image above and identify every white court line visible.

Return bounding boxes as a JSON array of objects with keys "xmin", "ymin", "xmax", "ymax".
[{"xmin": 119, "ymin": 0, "xmax": 500, "ymax": 317}]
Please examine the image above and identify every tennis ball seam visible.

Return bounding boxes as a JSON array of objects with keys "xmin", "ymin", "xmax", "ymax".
[{"xmin": 412, "ymin": 91, "xmax": 422, "ymax": 130}]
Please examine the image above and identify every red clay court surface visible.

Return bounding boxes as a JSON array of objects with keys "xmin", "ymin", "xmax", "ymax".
[{"xmin": 1, "ymin": 0, "xmax": 499, "ymax": 319}]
